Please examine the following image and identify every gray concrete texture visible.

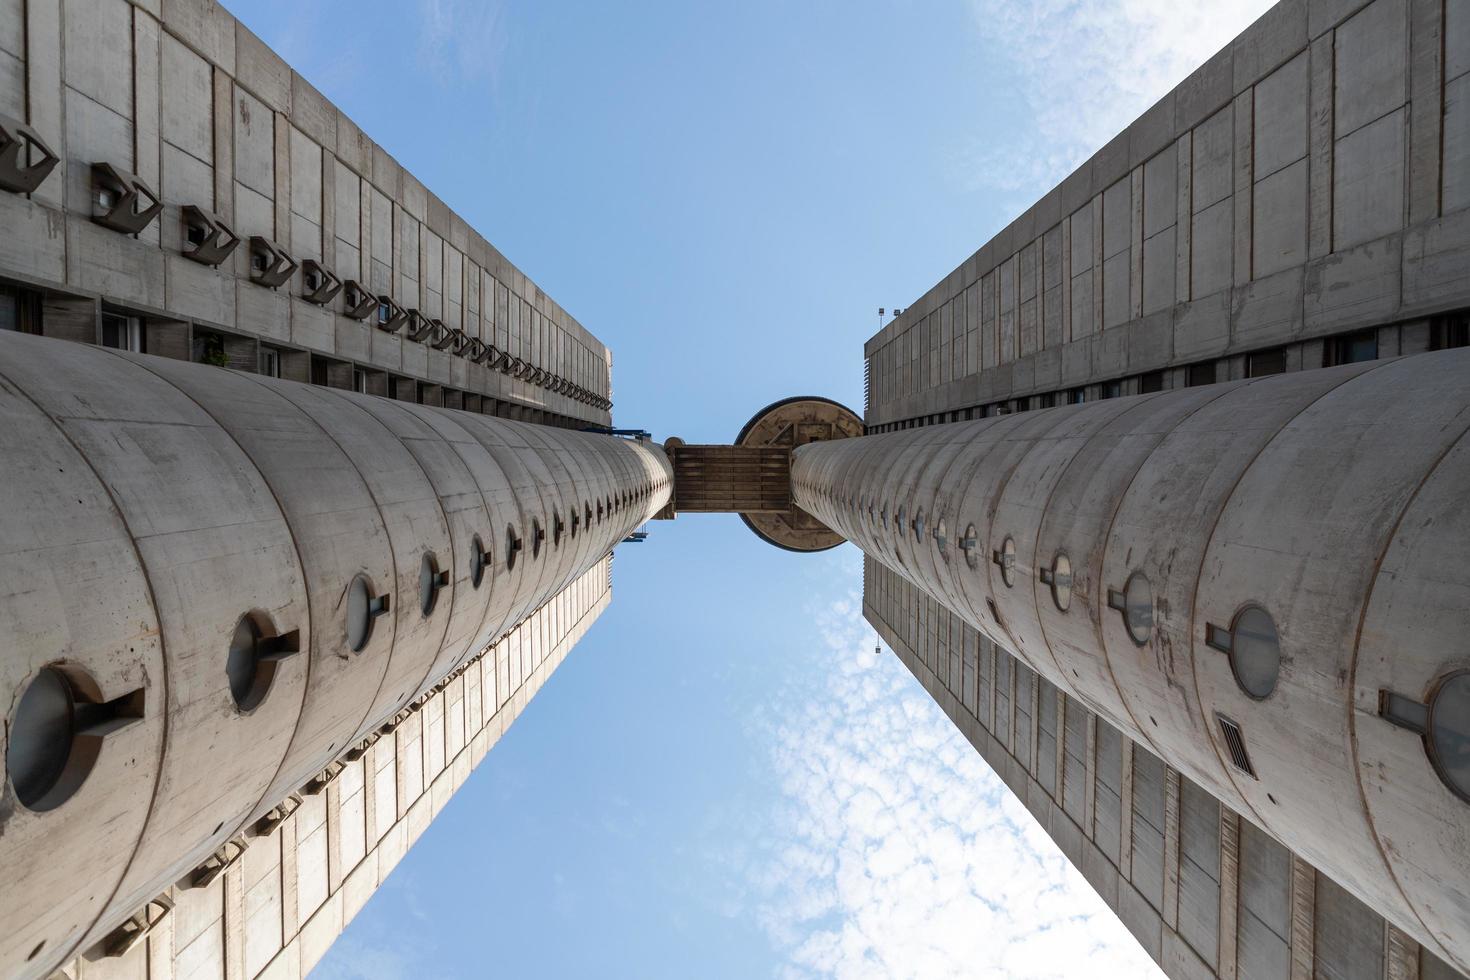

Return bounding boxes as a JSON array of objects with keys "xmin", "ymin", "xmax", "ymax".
[
  {"xmin": 0, "ymin": 0, "xmax": 612, "ymax": 423},
  {"xmin": 0, "ymin": 329, "xmax": 670, "ymax": 980},
  {"xmin": 793, "ymin": 347, "xmax": 1470, "ymax": 972},
  {"xmin": 864, "ymin": 0, "xmax": 1470, "ymax": 427}
]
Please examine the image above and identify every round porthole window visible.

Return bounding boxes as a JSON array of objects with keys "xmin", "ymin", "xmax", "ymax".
[
  {"xmin": 1123, "ymin": 571, "xmax": 1153, "ymax": 646},
  {"xmin": 1428, "ymin": 671, "xmax": 1470, "ymax": 803},
  {"xmin": 913, "ymin": 508, "xmax": 926, "ymax": 544},
  {"xmin": 997, "ymin": 536, "xmax": 1017, "ymax": 587},
  {"xmin": 506, "ymin": 525, "xmax": 521, "ymax": 572},
  {"xmin": 419, "ymin": 553, "xmax": 444, "ymax": 616},
  {"xmin": 896, "ymin": 506, "xmax": 907, "ymax": 537},
  {"xmin": 469, "ymin": 535, "xmax": 487, "ymax": 589},
  {"xmin": 531, "ymin": 519, "xmax": 544, "ymax": 559},
  {"xmin": 7, "ymin": 667, "xmax": 78, "ymax": 809},
  {"xmin": 961, "ymin": 523, "xmax": 979, "ymax": 570},
  {"xmin": 553, "ymin": 510, "xmax": 565, "ymax": 548},
  {"xmin": 226, "ymin": 613, "xmax": 290, "ymax": 711},
  {"xmin": 1228, "ymin": 605, "xmax": 1280, "ymax": 700},
  {"xmin": 1051, "ymin": 553, "xmax": 1073, "ymax": 612},
  {"xmin": 346, "ymin": 574, "xmax": 377, "ymax": 653},
  {"xmin": 934, "ymin": 518, "xmax": 948, "ymax": 557}
]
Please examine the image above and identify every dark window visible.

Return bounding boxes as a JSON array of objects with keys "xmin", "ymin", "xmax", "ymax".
[
  {"xmin": 1139, "ymin": 371, "xmax": 1165, "ymax": 393},
  {"xmin": 310, "ymin": 358, "xmax": 328, "ymax": 386},
  {"xmin": 1248, "ymin": 349, "xmax": 1287, "ymax": 377},
  {"xmin": 101, "ymin": 311, "xmax": 142, "ymax": 352},
  {"xmin": 0, "ymin": 285, "xmax": 41, "ymax": 334},
  {"xmin": 1187, "ymin": 362, "xmax": 1216, "ymax": 387},
  {"xmin": 353, "ymin": 369, "xmax": 367, "ymax": 393},
  {"xmin": 1326, "ymin": 329, "xmax": 1378, "ymax": 366},
  {"xmin": 1066, "ymin": 388, "xmax": 1086, "ymax": 405},
  {"xmin": 1430, "ymin": 315, "xmax": 1469, "ymax": 351},
  {"xmin": 1102, "ymin": 381, "xmax": 1123, "ymax": 399}
]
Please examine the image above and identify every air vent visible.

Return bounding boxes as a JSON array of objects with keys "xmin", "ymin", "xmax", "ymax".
[{"xmin": 1216, "ymin": 713, "xmax": 1257, "ymax": 778}]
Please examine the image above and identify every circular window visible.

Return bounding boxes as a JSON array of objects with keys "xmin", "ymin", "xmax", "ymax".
[
  {"xmin": 506, "ymin": 525, "xmax": 521, "ymax": 572},
  {"xmin": 1228, "ymin": 605, "xmax": 1280, "ymax": 700},
  {"xmin": 597, "ymin": 500, "xmax": 604, "ymax": 523},
  {"xmin": 934, "ymin": 519, "xmax": 948, "ymax": 557},
  {"xmin": 553, "ymin": 510, "xmax": 565, "ymax": 548},
  {"xmin": 1123, "ymin": 571, "xmax": 1153, "ymax": 645},
  {"xmin": 896, "ymin": 506, "xmax": 907, "ymax": 537},
  {"xmin": 346, "ymin": 574, "xmax": 377, "ymax": 653},
  {"xmin": 7, "ymin": 667, "xmax": 78, "ymax": 809},
  {"xmin": 913, "ymin": 508, "xmax": 925, "ymax": 544},
  {"xmin": 998, "ymin": 536, "xmax": 1016, "ymax": 587},
  {"xmin": 880, "ymin": 505, "xmax": 889, "ymax": 530},
  {"xmin": 419, "ymin": 553, "xmax": 443, "ymax": 616},
  {"xmin": 585, "ymin": 502, "xmax": 593, "ymax": 529},
  {"xmin": 962, "ymin": 523, "xmax": 979, "ymax": 570},
  {"xmin": 1051, "ymin": 553, "xmax": 1073, "ymax": 612},
  {"xmin": 1428, "ymin": 672, "xmax": 1470, "ymax": 803},
  {"xmin": 469, "ymin": 535, "xmax": 487, "ymax": 589},
  {"xmin": 531, "ymin": 519, "xmax": 543, "ymax": 559},
  {"xmin": 226, "ymin": 613, "xmax": 284, "ymax": 711},
  {"xmin": 571, "ymin": 511, "xmax": 580, "ymax": 539}
]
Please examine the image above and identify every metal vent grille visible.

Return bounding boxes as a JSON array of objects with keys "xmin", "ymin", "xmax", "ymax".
[{"xmin": 1217, "ymin": 713, "xmax": 1256, "ymax": 778}]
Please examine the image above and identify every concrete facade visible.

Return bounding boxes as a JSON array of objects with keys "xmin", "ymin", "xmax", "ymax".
[
  {"xmin": 863, "ymin": 0, "xmax": 1470, "ymax": 431},
  {"xmin": 0, "ymin": 329, "xmax": 670, "ymax": 980},
  {"xmin": 0, "ymin": 0, "xmax": 611, "ymax": 428}
]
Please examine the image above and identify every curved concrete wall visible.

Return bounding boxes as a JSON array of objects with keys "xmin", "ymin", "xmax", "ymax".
[
  {"xmin": 792, "ymin": 348, "xmax": 1470, "ymax": 973},
  {"xmin": 0, "ymin": 330, "xmax": 670, "ymax": 980}
]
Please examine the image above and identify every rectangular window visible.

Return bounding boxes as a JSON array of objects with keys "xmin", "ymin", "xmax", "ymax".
[
  {"xmin": 0, "ymin": 287, "xmax": 17, "ymax": 332},
  {"xmin": 100, "ymin": 312, "xmax": 142, "ymax": 352},
  {"xmin": 1430, "ymin": 315, "xmax": 1469, "ymax": 351},
  {"xmin": 353, "ymin": 369, "xmax": 367, "ymax": 393},
  {"xmin": 1326, "ymin": 329, "xmax": 1378, "ymax": 366},
  {"xmin": 258, "ymin": 348, "xmax": 281, "ymax": 378},
  {"xmin": 1247, "ymin": 349, "xmax": 1287, "ymax": 377},
  {"xmin": 1067, "ymin": 388, "xmax": 1086, "ymax": 405},
  {"xmin": 1139, "ymin": 370, "xmax": 1165, "ymax": 393},
  {"xmin": 310, "ymin": 358, "xmax": 328, "ymax": 387},
  {"xmin": 1187, "ymin": 362, "xmax": 1217, "ymax": 387},
  {"xmin": 1102, "ymin": 381, "xmax": 1123, "ymax": 399}
]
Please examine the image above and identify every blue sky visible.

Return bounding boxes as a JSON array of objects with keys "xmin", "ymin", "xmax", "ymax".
[{"xmin": 226, "ymin": 1, "xmax": 1274, "ymax": 976}]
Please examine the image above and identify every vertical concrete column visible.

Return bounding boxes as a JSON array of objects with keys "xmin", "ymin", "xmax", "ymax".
[
  {"xmin": 0, "ymin": 331, "xmax": 671, "ymax": 980},
  {"xmin": 791, "ymin": 347, "xmax": 1470, "ymax": 972}
]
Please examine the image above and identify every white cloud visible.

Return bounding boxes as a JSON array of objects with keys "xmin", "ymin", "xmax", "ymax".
[
  {"xmin": 959, "ymin": 0, "xmax": 1276, "ymax": 202},
  {"xmin": 744, "ymin": 578, "xmax": 1163, "ymax": 979},
  {"xmin": 416, "ymin": 0, "xmax": 509, "ymax": 91}
]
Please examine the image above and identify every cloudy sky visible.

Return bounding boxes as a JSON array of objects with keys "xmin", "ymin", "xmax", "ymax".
[{"xmin": 228, "ymin": 1, "xmax": 1275, "ymax": 976}]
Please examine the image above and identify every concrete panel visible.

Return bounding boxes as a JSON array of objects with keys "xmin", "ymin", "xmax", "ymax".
[
  {"xmin": 288, "ymin": 125, "xmax": 321, "ymax": 226},
  {"xmin": 235, "ymin": 182, "xmax": 274, "ymax": 241},
  {"xmin": 1254, "ymin": 52, "xmax": 1309, "ymax": 179},
  {"xmin": 1193, "ymin": 108, "xmax": 1234, "ymax": 211},
  {"xmin": 1070, "ymin": 203, "xmax": 1094, "ymax": 272},
  {"xmin": 1403, "ymin": 209, "xmax": 1470, "ymax": 312},
  {"xmin": 63, "ymin": 89, "xmax": 133, "ymax": 214},
  {"xmin": 1101, "ymin": 253, "xmax": 1130, "ymax": 329},
  {"xmin": 1143, "ymin": 147, "xmax": 1177, "ymax": 239},
  {"xmin": 0, "ymin": 47, "xmax": 21, "ymax": 118},
  {"xmin": 162, "ymin": 140, "xmax": 215, "ymax": 210},
  {"xmin": 290, "ymin": 73, "xmax": 335, "ymax": 147},
  {"xmin": 1444, "ymin": 72, "xmax": 1470, "ymax": 213},
  {"xmin": 164, "ymin": 251, "xmax": 235, "ymax": 325},
  {"xmin": 1233, "ymin": 0, "xmax": 1308, "ymax": 86},
  {"xmin": 234, "ymin": 22, "xmax": 289, "ymax": 111},
  {"xmin": 1142, "ymin": 228, "xmax": 1176, "ymax": 315},
  {"xmin": 332, "ymin": 160, "xmax": 361, "ymax": 246},
  {"xmin": 1305, "ymin": 230, "xmax": 1402, "ymax": 332},
  {"xmin": 1333, "ymin": 107, "xmax": 1406, "ymax": 250},
  {"xmin": 0, "ymin": 0, "xmax": 22, "ymax": 58},
  {"xmin": 1102, "ymin": 178, "xmax": 1131, "ymax": 258},
  {"xmin": 63, "ymin": 0, "xmax": 132, "ymax": 116},
  {"xmin": 66, "ymin": 216, "xmax": 166, "ymax": 308},
  {"xmin": 0, "ymin": 194, "xmax": 67, "ymax": 283},
  {"xmin": 1232, "ymin": 266, "xmax": 1305, "ymax": 348},
  {"xmin": 1238, "ymin": 822, "xmax": 1292, "ymax": 980},
  {"xmin": 162, "ymin": 0, "xmax": 235, "ymax": 73},
  {"xmin": 234, "ymin": 88, "xmax": 274, "ymax": 199},
  {"xmin": 1450, "ymin": 0, "xmax": 1470, "ymax": 80},
  {"xmin": 1191, "ymin": 197, "xmax": 1234, "ymax": 298},
  {"xmin": 1314, "ymin": 875, "xmax": 1385, "ymax": 980},
  {"xmin": 161, "ymin": 33, "xmax": 214, "ymax": 163},
  {"xmin": 1178, "ymin": 779, "xmax": 1222, "ymax": 971},
  {"xmin": 1253, "ymin": 157, "xmax": 1308, "ymax": 277},
  {"xmin": 1335, "ymin": 0, "xmax": 1408, "ymax": 136}
]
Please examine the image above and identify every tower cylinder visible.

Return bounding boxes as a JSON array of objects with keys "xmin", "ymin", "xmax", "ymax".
[{"xmin": 791, "ymin": 348, "xmax": 1470, "ymax": 973}]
